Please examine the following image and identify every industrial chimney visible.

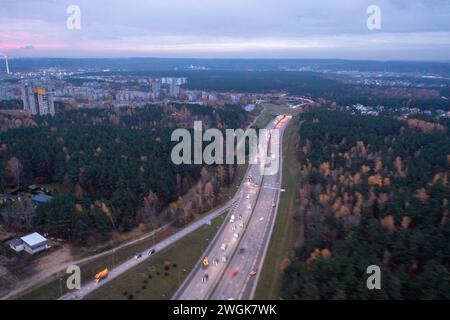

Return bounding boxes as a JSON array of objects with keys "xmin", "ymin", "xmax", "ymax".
[{"xmin": 5, "ymin": 55, "xmax": 10, "ymax": 74}]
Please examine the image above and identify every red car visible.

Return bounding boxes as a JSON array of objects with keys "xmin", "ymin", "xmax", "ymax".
[{"xmin": 231, "ymin": 270, "xmax": 239, "ymax": 278}]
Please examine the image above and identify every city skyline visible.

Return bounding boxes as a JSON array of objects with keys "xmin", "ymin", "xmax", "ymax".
[{"xmin": 1, "ymin": 0, "xmax": 450, "ymax": 61}]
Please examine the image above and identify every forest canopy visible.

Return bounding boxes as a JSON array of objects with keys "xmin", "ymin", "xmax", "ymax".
[
  {"xmin": 0, "ymin": 103, "xmax": 250, "ymax": 244},
  {"xmin": 282, "ymin": 109, "xmax": 450, "ymax": 299}
]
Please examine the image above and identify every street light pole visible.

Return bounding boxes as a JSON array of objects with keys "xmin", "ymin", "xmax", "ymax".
[
  {"xmin": 178, "ymin": 268, "xmax": 187, "ymax": 286},
  {"xmin": 112, "ymin": 249, "xmax": 115, "ymax": 268}
]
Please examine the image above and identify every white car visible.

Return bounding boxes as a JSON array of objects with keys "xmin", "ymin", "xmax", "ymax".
[
  {"xmin": 221, "ymin": 243, "xmax": 227, "ymax": 251},
  {"xmin": 259, "ymin": 217, "xmax": 265, "ymax": 222},
  {"xmin": 246, "ymin": 194, "xmax": 250, "ymax": 199},
  {"xmin": 247, "ymin": 204, "xmax": 251, "ymax": 209},
  {"xmin": 239, "ymin": 222, "xmax": 244, "ymax": 228},
  {"xmin": 232, "ymin": 225, "xmax": 236, "ymax": 231},
  {"xmin": 233, "ymin": 232, "xmax": 239, "ymax": 239},
  {"xmin": 222, "ymin": 255, "xmax": 227, "ymax": 262}
]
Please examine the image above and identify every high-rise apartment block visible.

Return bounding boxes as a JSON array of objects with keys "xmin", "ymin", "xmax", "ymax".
[{"xmin": 21, "ymin": 85, "xmax": 55, "ymax": 116}]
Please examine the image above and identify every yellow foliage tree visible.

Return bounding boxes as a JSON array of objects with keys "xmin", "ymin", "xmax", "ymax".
[
  {"xmin": 381, "ymin": 215, "xmax": 396, "ymax": 232},
  {"xmin": 368, "ymin": 175, "xmax": 383, "ymax": 187},
  {"xmin": 401, "ymin": 216, "xmax": 412, "ymax": 229}
]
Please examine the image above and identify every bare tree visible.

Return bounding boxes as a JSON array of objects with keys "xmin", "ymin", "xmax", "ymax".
[{"xmin": 5, "ymin": 157, "xmax": 23, "ymax": 188}]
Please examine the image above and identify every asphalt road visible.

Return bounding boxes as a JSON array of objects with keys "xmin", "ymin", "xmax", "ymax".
[
  {"xmin": 60, "ymin": 116, "xmax": 287, "ymax": 301},
  {"xmin": 173, "ymin": 116, "xmax": 289, "ymax": 300},
  {"xmin": 59, "ymin": 192, "xmax": 240, "ymax": 300}
]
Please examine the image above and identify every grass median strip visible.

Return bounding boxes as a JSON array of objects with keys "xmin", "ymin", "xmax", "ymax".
[
  {"xmin": 84, "ymin": 214, "xmax": 225, "ymax": 300},
  {"xmin": 254, "ymin": 120, "xmax": 301, "ymax": 299}
]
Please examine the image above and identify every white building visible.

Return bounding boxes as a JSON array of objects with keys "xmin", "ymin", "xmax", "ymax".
[{"xmin": 8, "ymin": 232, "xmax": 50, "ymax": 254}]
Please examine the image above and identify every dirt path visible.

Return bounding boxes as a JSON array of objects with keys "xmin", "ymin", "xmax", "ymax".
[
  {"xmin": 1, "ymin": 245, "xmax": 73, "ymax": 300},
  {"xmin": 1, "ymin": 224, "xmax": 169, "ymax": 300}
]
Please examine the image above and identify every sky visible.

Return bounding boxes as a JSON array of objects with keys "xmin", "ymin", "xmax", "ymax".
[{"xmin": 1, "ymin": 0, "xmax": 449, "ymax": 60}]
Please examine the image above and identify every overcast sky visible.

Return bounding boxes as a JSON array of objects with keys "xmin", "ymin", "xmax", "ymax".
[{"xmin": 1, "ymin": 0, "xmax": 449, "ymax": 60}]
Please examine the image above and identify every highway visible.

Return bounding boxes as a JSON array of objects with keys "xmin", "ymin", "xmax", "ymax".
[
  {"xmin": 60, "ymin": 115, "xmax": 288, "ymax": 300},
  {"xmin": 173, "ymin": 115, "xmax": 290, "ymax": 300},
  {"xmin": 59, "ymin": 117, "xmax": 261, "ymax": 300}
]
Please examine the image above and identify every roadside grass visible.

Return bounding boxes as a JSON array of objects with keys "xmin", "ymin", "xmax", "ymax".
[
  {"xmin": 85, "ymin": 214, "xmax": 225, "ymax": 300},
  {"xmin": 254, "ymin": 119, "xmax": 301, "ymax": 299}
]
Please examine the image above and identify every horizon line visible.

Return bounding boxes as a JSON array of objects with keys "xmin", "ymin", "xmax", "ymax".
[{"xmin": 5, "ymin": 56, "xmax": 450, "ymax": 63}]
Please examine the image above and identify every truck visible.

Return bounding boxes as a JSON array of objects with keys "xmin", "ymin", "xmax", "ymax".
[
  {"xmin": 202, "ymin": 256, "xmax": 209, "ymax": 268},
  {"xmin": 95, "ymin": 268, "xmax": 109, "ymax": 283}
]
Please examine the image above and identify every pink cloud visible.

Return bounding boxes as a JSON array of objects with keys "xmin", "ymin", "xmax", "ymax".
[{"xmin": 0, "ymin": 42, "xmax": 65, "ymax": 51}]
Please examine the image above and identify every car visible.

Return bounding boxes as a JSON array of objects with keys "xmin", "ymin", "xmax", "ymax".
[
  {"xmin": 233, "ymin": 232, "xmax": 239, "ymax": 239},
  {"xmin": 231, "ymin": 270, "xmax": 239, "ymax": 277},
  {"xmin": 220, "ymin": 243, "xmax": 227, "ymax": 251},
  {"xmin": 238, "ymin": 214, "xmax": 243, "ymax": 220},
  {"xmin": 249, "ymin": 271, "xmax": 257, "ymax": 277},
  {"xmin": 246, "ymin": 194, "xmax": 250, "ymax": 199},
  {"xmin": 272, "ymin": 202, "xmax": 276, "ymax": 207},
  {"xmin": 232, "ymin": 225, "xmax": 236, "ymax": 231},
  {"xmin": 239, "ymin": 248, "xmax": 245, "ymax": 254},
  {"xmin": 239, "ymin": 222, "xmax": 244, "ymax": 228},
  {"xmin": 134, "ymin": 253, "xmax": 142, "ymax": 259},
  {"xmin": 222, "ymin": 255, "xmax": 227, "ymax": 262},
  {"xmin": 259, "ymin": 217, "xmax": 265, "ymax": 222},
  {"xmin": 247, "ymin": 204, "xmax": 251, "ymax": 209},
  {"xmin": 148, "ymin": 249, "xmax": 156, "ymax": 256},
  {"xmin": 213, "ymin": 258, "xmax": 219, "ymax": 266}
]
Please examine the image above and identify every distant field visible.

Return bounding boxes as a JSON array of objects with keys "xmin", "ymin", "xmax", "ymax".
[
  {"xmin": 85, "ymin": 215, "xmax": 225, "ymax": 300},
  {"xmin": 254, "ymin": 119, "xmax": 301, "ymax": 299}
]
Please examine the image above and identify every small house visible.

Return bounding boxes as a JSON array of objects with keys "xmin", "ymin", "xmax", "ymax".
[{"xmin": 7, "ymin": 232, "xmax": 50, "ymax": 254}]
